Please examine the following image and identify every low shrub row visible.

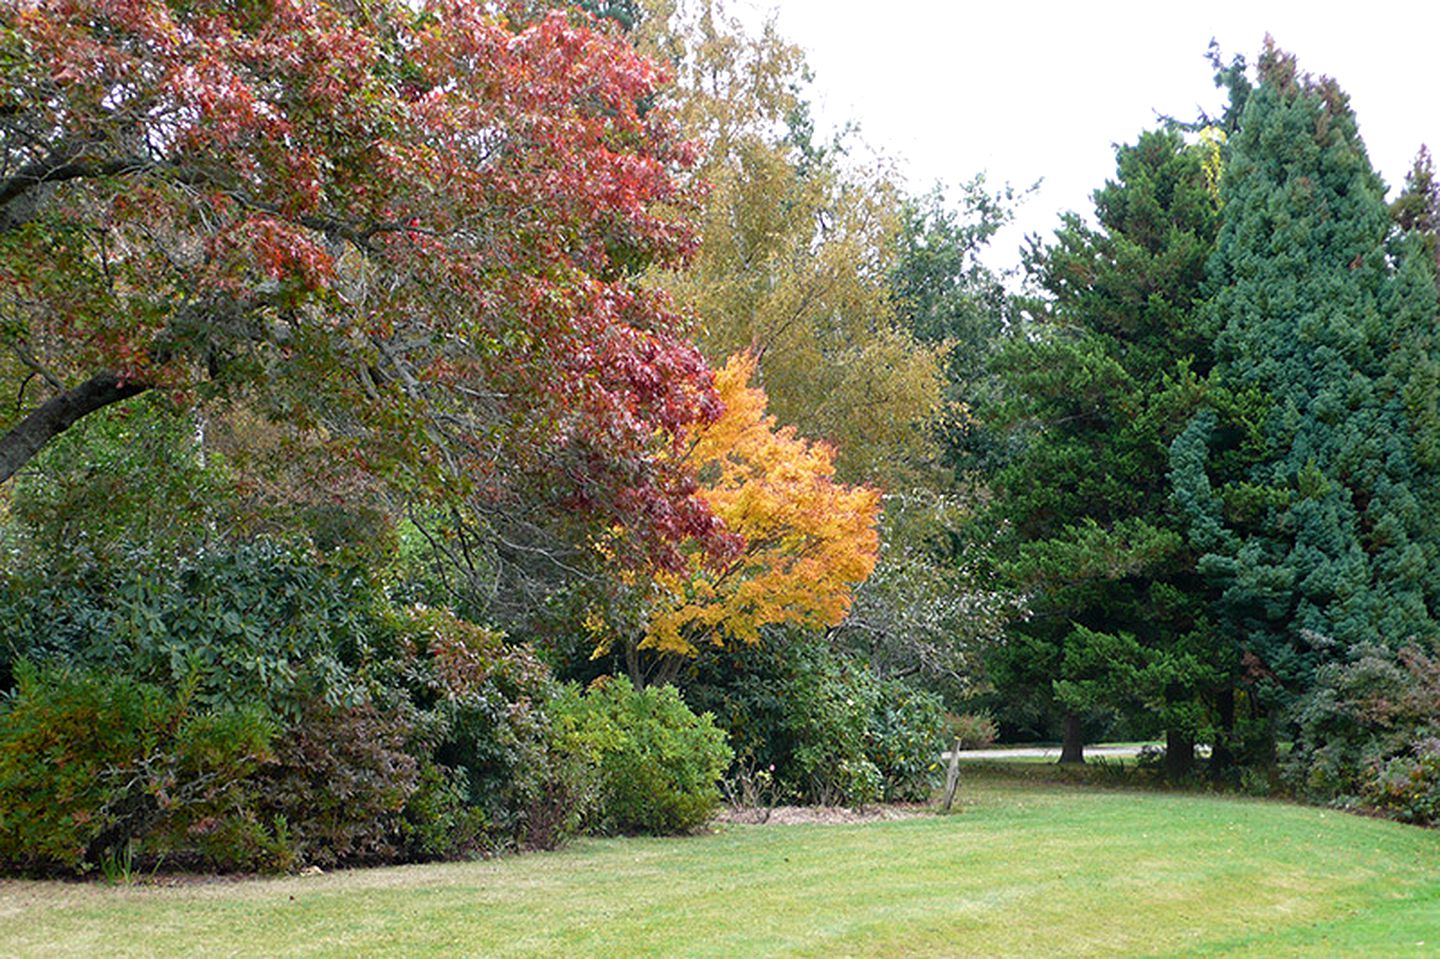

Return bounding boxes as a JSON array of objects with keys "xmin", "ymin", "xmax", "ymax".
[
  {"xmin": 0, "ymin": 541, "xmax": 955, "ymax": 877},
  {"xmin": 0, "ymin": 546, "xmax": 732, "ymax": 876}
]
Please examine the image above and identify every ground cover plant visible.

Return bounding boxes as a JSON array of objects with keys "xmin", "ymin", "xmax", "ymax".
[{"xmin": 3, "ymin": 768, "xmax": 1439, "ymax": 958}]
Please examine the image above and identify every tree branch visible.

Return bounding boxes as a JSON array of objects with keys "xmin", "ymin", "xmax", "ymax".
[
  {"xmin": 0, "ymin": 371, "xmax": 148, "ymax": 483},
  {"xmin": 0, "ymin": 152, "xmax": 153, "ymax": 210}
]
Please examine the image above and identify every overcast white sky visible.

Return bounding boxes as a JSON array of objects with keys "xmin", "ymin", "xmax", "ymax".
[{"xmin": 735, "ymin": 1, "xmax": 1436, "ymax": 273}]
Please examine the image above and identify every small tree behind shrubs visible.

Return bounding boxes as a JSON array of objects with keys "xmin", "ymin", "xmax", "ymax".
[{"xmin": 0, "ymin": 540, "xmax": 377, "ymax": 712}]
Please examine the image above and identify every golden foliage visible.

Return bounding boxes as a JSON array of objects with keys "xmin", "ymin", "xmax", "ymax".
[
  {"xmin": 641, "ymin": 352, "xmax": 881, "ymax": 657},
  {"xmin": 1198, "ymin": 125, "xmax": 1227, "ymax": 200}
]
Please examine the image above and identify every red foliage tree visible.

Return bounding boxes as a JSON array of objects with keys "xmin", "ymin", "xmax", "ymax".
[{"xmin": 0, "ymin": 0, "xmax": 723, "ymax": 566}]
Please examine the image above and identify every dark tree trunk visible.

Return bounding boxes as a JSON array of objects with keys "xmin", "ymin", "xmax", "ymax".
[
  {"xmin": 623, "ymin": 642, "xmax": 687, "ymax": 689},
  {"xmin": 1209, "ymin": 686, "xmax": 1236, "ymax": 781},
  {"xmin": 653, "ymin": 652, "xmax": 686, "ymax": 688},
  {"xmin": 1165, "ymin": 727, "xmax": 1195, "ymax": 780},
  {"xmin": 0, "ymin": 372, "xmax": 148, "ymax": 483},
  {"xmin": 624, "ymin": 641, "xmax": 645, "ymax": 689},
  {"xmin": 1058, "ymin": 712, "xmax": 1085, "ymax": 764}
]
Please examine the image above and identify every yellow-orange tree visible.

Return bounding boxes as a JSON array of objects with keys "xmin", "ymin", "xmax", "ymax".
[{"xmin": 597, "ymin": 352, "xmax": 881, "ymax": 686}]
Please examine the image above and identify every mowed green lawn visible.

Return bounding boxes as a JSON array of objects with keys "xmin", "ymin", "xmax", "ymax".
[{"xmin": 3, "ymin": 769, "xmax": 1438, "ymax": 958}]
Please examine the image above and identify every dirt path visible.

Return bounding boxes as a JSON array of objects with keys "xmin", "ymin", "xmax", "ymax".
[{"xmin": 948, "ymin": 744, "xmax": 1150, "ymax": 761}]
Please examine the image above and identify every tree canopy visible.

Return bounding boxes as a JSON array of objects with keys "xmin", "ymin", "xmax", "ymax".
[
  {"xmin": 985, "ymin": 128, "xmax": 1223, "ymax": 767},
  {"xmin": 642, "ymin": 0, "xmax": 946, "ymax": 489},
  {"xmin": 0, "ymin": 0, "xmax": 725, "ymax": 572},
  {"xmin": 591, "ymin": 351, "xmax": 881, "ymax": 686}
]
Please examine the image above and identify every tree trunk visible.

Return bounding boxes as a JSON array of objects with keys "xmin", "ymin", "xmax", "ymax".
[
  {"xmin": 624, "ymin": 640, "xmax": 645, "ymax": 689},
  {"xmin": 1209, "ymin": 686, "xmax": 1236, "ymax": 782},
  {"xmin": 1058, "ymin": 712, "xmax": 1085, "ymax": 764},
  {"xmin": 1165, "ymin": 727, "xmax": 1195, "ymax": 780},
  {"xmin": 0, "ymin": 372, "xmax": 147, "ymax": 483},
  {"xmin": 653, "ymin": 652, "xmax": 686, "ymax": 688}
]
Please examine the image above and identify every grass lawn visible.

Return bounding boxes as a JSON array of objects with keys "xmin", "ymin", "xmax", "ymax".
[{"xmin": 3, "ymin": 767, "xmax": 1438, "ymax": 958}]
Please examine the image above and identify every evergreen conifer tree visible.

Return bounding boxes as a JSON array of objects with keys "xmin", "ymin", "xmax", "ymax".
[
  {"xmin": 1391, "ymin": 145, "xmax": 1440, "ymax": 276},
  {"xmin": 987, "ymin": 129, "xmax": 1224, "ymax": 771},
  {"xmin": 1170, "ymin": 42, "xmax": 1440, "ymax": 772}
]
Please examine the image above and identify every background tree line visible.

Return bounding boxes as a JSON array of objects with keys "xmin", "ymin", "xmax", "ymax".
[{"xmin": 981, "ymin": 40, "xmax": 1440, "ymax": 820}]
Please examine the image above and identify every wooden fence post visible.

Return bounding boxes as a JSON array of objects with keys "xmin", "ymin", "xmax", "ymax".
[{"xmin": 941, "ymin": 737, "xmax": 963, "ymax": 812}]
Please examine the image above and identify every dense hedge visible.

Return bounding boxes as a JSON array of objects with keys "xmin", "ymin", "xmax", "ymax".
[{"xmin": 0, "ymin": 537, "xmax": 970, "ymax": 875}]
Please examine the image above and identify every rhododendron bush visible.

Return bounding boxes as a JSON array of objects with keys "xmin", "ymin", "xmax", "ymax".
[{"xmin": 0, "ymin": 0, "xmax": 725, "ymax": 567}]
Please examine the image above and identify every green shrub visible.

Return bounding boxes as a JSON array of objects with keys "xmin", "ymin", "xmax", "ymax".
[
  {"xmin": 687, "ymin": 636, "xmax": 943, "ymax": 806},
  {"xmin": 0, "ymin": 540, "xmax": 382, "ymax": 713},
  {"xmin": 0, "ymin": 662, "xmax": 274, "ymax": 874},
  {"xmin": 685, "ymin": 638, "xmax": 872, "ymax": 806},
  {"xmin": 1278, "ymin": 643, "xmax": 1440, "ymax": 824},
  {"xmin": 869, "ymin": 680, "xmax": 946, "ymax": 802},
  {"xmin": 557, "ymin": 677, "xmax": 731, "ymax": 834},
  {"xmin": 400, "ymin": 763, "xmax": 490, "ymax": 861},
  {"xmin": 783, "ymin": 649, "xmax": 882, "ymax": 807},
  {"xmin": 390, "ymin": 607, "xmax": 590, "ymax": 850},
  {"xmin": 0, "ymin": 555, "xmax": 608, "ymax": 871},
  {"xmin": 1286, "ymin": 644, "xmax": 1440, "ymax": 805}
]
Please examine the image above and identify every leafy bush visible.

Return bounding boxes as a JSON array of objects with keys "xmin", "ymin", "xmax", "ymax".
[
  {"xmin": 0, "ymin": 550, "xmax": 620, "ymax": 872},
  {"xmin": 782, "ymin": 648, "xmax": 882, "ymax": 806},
  {"xmin": 686, "ymin": 638, "xmax": 873, "ymax": 806},
  {"xmin": 556, "ymin": 676, "xmax": 731, "ymax": 834},
  {"xmin": 0, "ymin": 540, "xmax": 382, "ymax": 713},
  {"xmin": 390, "ymin": 607, "xmax": 591, "ymax": 850},
  {"xmin": 0, "ymin": 662, "xmax": 274, "ymax": 874},
  {"xmin": 686, "ymin": 636, "xmax": 944, "ymax": 806},
  {"xmin": 1285, "ymin": 644, "xmax": 1440, "ymax": 823},
  {"xmin": 947, "ymin": 712, "xmax": 999, "ymax": 750},
  {"xmin": 869, "ymin": 680, "xmax": 946, "ymax": 802},
  {"xmin": 399, "ymin": 763, "xmax": 490, "ymax": 861},
  {"xmin": 1286, "ymin": 644, "xmax": 1440, "ymax": 803},
  {"xmin": 251, "ymin": 700, "xmax": 421, "ymax": 868},
  {"xmin": 1360, "ymin": 740, "xmax": 1440, "ymax": 825}
]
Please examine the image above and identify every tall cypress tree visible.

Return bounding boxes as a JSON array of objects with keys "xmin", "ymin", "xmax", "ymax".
[
  {"xmin": 1171, "ymin": 42, "xmax": 1440, "ymax": 768},
  {"xmin": 1391, "ymin": 145, "xmax": 1440, "ymax": 277},
  {"xmin": 987, "ymin": 129, "xmax": 1224, "ymax": 771}
]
